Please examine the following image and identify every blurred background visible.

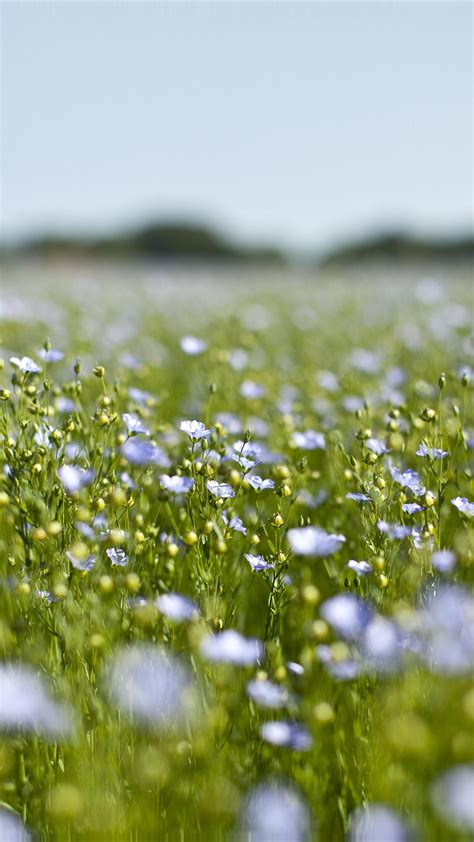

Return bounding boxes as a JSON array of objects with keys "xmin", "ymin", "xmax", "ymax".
[{"xmin": 1, "ymin": 1, "xmax": 472, "ymax": 268}]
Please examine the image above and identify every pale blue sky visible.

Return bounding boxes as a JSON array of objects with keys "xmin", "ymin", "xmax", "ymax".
[{"xmin": 1, "ymin": 1, "xmax": 472, "ymax": 250}]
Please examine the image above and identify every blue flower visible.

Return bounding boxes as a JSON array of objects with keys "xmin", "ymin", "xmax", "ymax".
[
  {"xmin": 222, "ymin": 511, "xmax": 247, "ymax": 535},
  {"xmin": 38, "ymin": 348, "xmax": 64, "ymax": 363},
  {"xmin": 121, "ymin": 439, "xmax": 170, "ymax": 467},
  {"xmin": 232, "ymin": 452, "xmax": 260, "ymax": 471},
  {"xmin": 122, "ymin": 413, "xmax": 150, "ymax": 436},
  {"xmin": 287, "ymin": 526, "xmax": 346, "ymax": 557},
  {"xmin": 128, "ymin": 386, "xmax": 154, "ymax": 405},
  {"xmin": 180, "ymin": 336, "xmax": 207, "ymax": 355},
  {"xmin": 349, "ymin": 349, "xmax": 380, "ymax": 374},
  {"xmin": 106, "ymin": 548, "xmax": 128, "ymax": 567},
  {"xmin": 106, "ymin": 645, "xmax": 194, "ymax": 730},
  {"xmin": 260, "ymin": 721, "xmax": 313, "ymax": 751},
  {"xmin": 240, "ymin": 782, "xmax": 312, "ymax": 841},
  {"xmin": 66, "ymin": 550, "xmax": 96, "ymax": 572},
  {"xmin": 244, "ymin": 554, "xmax": 274, "ymax": 572},
  {"xmin": 248, "ymin": 475, "xmax": 275, "ymax": 492},
  {"xmin": 402, "ymin": 502, "xmax": 424, "ymax": 515},
  {"xmin": 320, "ymin": 594, "xmax": 372, "ymax": 640},
  {"xmin": 451, "ymin": 496, "xmax": 474, "ymax": 517},
  {"xmin": 417, "ymin": 443, "xmax": 448, "ymax": 460},
  {"xmin": 246, "ymin": 679, "xmax": 290, "ymax": 709},
  {"xmin": 10, "ymin": 356, "xmax": 41, "ymax": 374},
  {"xmin": 347, "ymin": 560, "xmax": 372, "ymax": 576},
  {"xmin": 206, "ymin": 480, "xmax": 235, "ymax": 499},
  {"xmin": 155, "ymin": 592, "xmax": 199, "ymax": 622},
  {"xmin": 366, "ymin": 438, "xmax": 388, "ymax": 456},
  {"xmin": 58, "ymin": 464, "xmax": 94, "ymax": 494},
  {"xmin": 389, "ymin": 465, "xmax": 426, "ymax": 497},
  {"xmin": 377, "ymin": 520, "xmax": 412, "ymax": 540},
  {"xmin": 291, "ymin": 430, "xmax": 326, "ymax": 450},
  {"xmin": 346, "ymin": 492, "xmax": 371, "ymax": 504},
  {"xmin": 348, "ymin": 805, "xmax": 412, "ymax": 842},
  {"xmin": 180, "ymin": 420, "xmax": 212, "ymax": 441},
  {"xmin": 240, "ymin": 380, "xmax": 265, "ymax": 399},
  {"xmin": 431, "ymin": 765, "xmax": 474, "ymax": 831},
  {"xmin": 431, "ymin": 550, "xmax": 456, "ymax": 573},
  {"xmin": 160, "ymin": 475, "xmax": 195, "ymax": 494},
  {"xmin": 200, "ymin": 630, "xmax": 263, "ymax": 666}
]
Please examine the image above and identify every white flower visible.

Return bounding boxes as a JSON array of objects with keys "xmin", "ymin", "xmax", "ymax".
[
  {"xmin": 10, "ymin": 356, "xmax": 41, "ymax": 374},
  {"xmin": 206, "ymin": 480, "xmax": 235, "ymax": 499},
  {"xmin": 287, "ymin": 526, "xmax": 345, "ymax": 557},
  {"xmin": 200, "ymin": 630, "xmax": 262, "ymax": 666}
]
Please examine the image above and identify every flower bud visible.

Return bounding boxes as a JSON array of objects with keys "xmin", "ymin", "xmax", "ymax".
[
  {"xmin": 166, "ymin": 542, "xmax": 179, "ymax": 558},
  {"xmin": 125, "ymin": 573, "xmax": 140, "ymax": 593},
  {"xmin": 302, "ymin": 585, "xmax": 320, "ymax": 605},
  {"xmin": 314, "ymin": 702, "xmax": 335, "ymax": 724},
  {"xmin": 420, "ymin": 407, "xmax": 436, "ymax": 422},
  {"xmin": 424, "ymin": 491, "xmax": 436, "ymax": 507},
  {"xmin": 312, "ymin": 619, "xmax": 329, "ymax": 640}
]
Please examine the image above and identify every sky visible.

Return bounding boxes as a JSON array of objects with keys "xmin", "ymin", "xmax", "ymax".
[{"xmin": 1, "ymin": 1, "xmax": 472, "ymax": 251}]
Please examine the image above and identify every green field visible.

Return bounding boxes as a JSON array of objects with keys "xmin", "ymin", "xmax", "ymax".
[{"xmin": 0, "ymin": 263, "xmax": 473, "ymax": 840}]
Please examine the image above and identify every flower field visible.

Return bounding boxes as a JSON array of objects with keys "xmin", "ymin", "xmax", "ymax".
[{"xmin": 0, "ymin": 263, "xmax": 472, "ymax": 840}]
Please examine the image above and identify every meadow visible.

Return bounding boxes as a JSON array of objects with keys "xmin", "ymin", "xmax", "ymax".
[{"xmin": 0, "ymin": 262, "xmax": 472, "ymax": 841}]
